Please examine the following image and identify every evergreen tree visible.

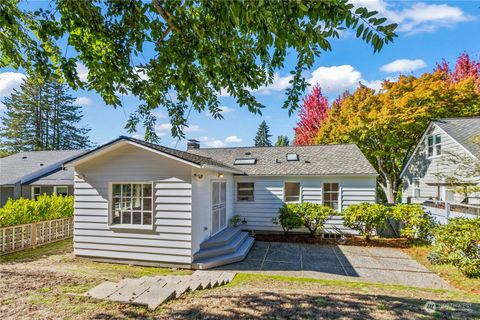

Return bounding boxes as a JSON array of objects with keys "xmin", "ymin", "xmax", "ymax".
[
  {"xmin": 0, "ymin": 75, "xmax": 93, "ymax": 152},
  {"xmin": 254, "ymin": 120, "xmax": 272, "ymax": 147},
  {"xmin": 275, "ymin": 135, "xmax": 290, "ymax": 146}
]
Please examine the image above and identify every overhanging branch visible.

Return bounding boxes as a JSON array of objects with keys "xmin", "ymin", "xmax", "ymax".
[{"xmin": 152, "ymin": 0, "xmax": 178, "ymax": 42}]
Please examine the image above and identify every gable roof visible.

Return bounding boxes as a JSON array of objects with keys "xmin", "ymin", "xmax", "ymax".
[
  {"xmin": 65, "ymin": 136, "xmax": 243, "ymax": 174},
  {"xmin": 433, "ymin": 117, "xmax": 480, "ymax": 158},
  {"xmin": 190, "ymin": 144, "xmax": 378, "ymax": 176},
  {"xmin": 0, "ymin": 150, "xmax": 87, "ymax": 185}
]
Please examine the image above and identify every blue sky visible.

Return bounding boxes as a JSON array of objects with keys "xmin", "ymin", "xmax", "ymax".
[{"xmin": 1, "ymin": 0, "xmax": 480, "ymax": 149}]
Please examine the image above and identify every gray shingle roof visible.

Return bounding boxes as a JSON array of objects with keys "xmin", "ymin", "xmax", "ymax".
[
  {"xmin": 189, "ymin": 144, "xmax": 377, "ymax": 176},
  {"xmin": 433, "ymin": 117, "xmax": 480, "ymax": 158},
  {"xmin": 65, "ymin": 136, "xmax": 243, "ymax": 173},
  {"xmin": 0, "ymin": 150, "xmax": 87, "ymax": 185}
]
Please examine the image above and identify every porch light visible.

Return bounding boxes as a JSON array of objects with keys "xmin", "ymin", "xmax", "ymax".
[{"xmin": 218, "ymin": 173, "xmax": 224, "ymax": 178}]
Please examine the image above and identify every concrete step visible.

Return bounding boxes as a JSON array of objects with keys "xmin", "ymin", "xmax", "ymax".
[
  {"xmin": 192, "ymin": 236, "xmax": 255, "ymax": 270},
  {"xmin": 200, "ymin": 226, "xmax": 242, "ymax": 249},
  {"xmin": 194, "ymin": 231, "xmax": 249, "ymax": 260}
]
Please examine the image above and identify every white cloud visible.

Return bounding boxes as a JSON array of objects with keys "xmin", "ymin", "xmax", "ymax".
[
  {"xmin": 225, "ymin": 135, "xmax": 242, "ymax": 143},
  {"xmin": 0, "ymin": 72, "xmax": 26, "ymax": 97},
  {"xmin": 73, "ymin": 96, "xmax": 93, "ymax": 106},
  {"xmin": 379, "ymin": 59, "xmax": 426, "ymax": 73},
  {"xmin": 220, "ymin": 106, "xmax": 234, "ymax": 114},
  {"xmin": 184, "ymin": 124, "xmax": 203, "ymax": 133},
  {"xmin": 307, "ymin": 65, "xmax": 362, "ymax": 96},
  {"xmin": 205, "ymin": 139, "xmax": 227, "ymax": 148},
  {"xmin": 349, "ymin": 0, "xmax": 470, "ymax": 34},
  {"xmin": 252, "ymin": 73, "xmax": 293, "ymax": 95},
  {"xmin": 361, "ymin": 79, "xmax": 384, "ymax": 92},
  {"xmin": 76, "ymin": 63, "xmax": 89, "ymax": 82},
  {"xmin": 153, "ymin": 111, "xmax": 167, "ymax": 119},
  {"xmin": 155, "ymin": 123, "xmax": 172, "ymax": 131}
]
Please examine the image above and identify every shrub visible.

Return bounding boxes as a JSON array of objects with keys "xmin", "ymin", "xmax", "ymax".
[
  {"xmin": 342, "ymin": 203, "xmax": 388, "ymax": 239},
  {"xmin": 296, "ymin": 203, "xmax": 335, "ymax": 237},
  {"xmin": 274, "ymin": 203, "xmax": 303, "ymax": 235},
  {"xmin": 429, "ymin": 218, "xmax": 480, "ymax": 278},
  {"xmin": 390, "ymin": 204, "xmax": 436, "ymax": 241},
  {"xmin": 0, "ymin": 194, "xmax": 74, "ymax": 228},
  {"xmin": 229, "ymin": 214, "xmax": 242, "ymax": 227}
]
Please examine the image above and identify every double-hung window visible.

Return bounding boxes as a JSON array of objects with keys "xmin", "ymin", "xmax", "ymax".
[
  {"xmin": 31, "ymin": 186, "xmax": 41, "ymax": 200},
  {"xmin": 111, "ymin": 183, "xmax": 153, "ymax": 226},
  {"xmin": 323, "ymin": 183, "xmax": 339, "ymax": 210},
  {"xmin": 413, "ymin": 179, "xmax": 421, "ymax": 198},
  {"xmin": 427, "ymin": 134, "xmax": 441, "ymax": 158},
  {"xmin": 237, "ymin": 182, "xmax": 254, "ymax": 201},
  {"xmin": 284, "ymin": 182, "xmax": 301, "ymax": 203},
  {"xmin": 54, "ymin": 186, "xmax": 68, "ymax": 197}
]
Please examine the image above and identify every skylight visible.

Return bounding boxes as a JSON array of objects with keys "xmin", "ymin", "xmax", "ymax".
[
  {"xmin": 286, "ymin": 153, "xmax": 299, "ymax": 161},
  {"xmin": 234, "ymin": 158, "xmax": 257, "ymax": 165}
]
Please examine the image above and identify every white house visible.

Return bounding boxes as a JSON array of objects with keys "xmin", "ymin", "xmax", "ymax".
[
  {"xmin": 401, "ymin": 117, "xmax": 480, "ymax": 205},
  {"xmin": 65, "ymin": 136, "xmax": 377, "ymax": 269}
]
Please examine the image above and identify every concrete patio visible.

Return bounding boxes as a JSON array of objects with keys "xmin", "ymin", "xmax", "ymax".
[{"xmin": 215, "ymin": 241, "xmax": 452, "ymax": 290}]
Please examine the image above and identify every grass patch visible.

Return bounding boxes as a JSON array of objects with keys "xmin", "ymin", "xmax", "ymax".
[
  {"xmin": 0, "ymin": 238, "xmax": 73, "ymax": 263},
  {"xmin": 403, "ymin": 244, "xmax": 480, "ymax": 295}
]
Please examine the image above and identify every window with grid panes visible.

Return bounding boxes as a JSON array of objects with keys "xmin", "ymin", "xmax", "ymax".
[{"xmin": 111, "ymin": 183, "xmax": 153, "ymax": 225}]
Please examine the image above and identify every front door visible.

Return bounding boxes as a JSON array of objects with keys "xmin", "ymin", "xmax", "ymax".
[{"xmin": 211, "ymin": 181, "xmax": 227, "ymax": 235}]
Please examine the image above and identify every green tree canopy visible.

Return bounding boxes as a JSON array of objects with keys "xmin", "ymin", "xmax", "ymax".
[
  {"xmin": 275, "ymin": 135, "xmax": 290, "ymax": 147},
  {"xmin": 254, "ymin": 120, "xmax": 272, "ymax": 147},
  {"xmin": 0, "ymin": 75, "xmax": 94, "ymax": 152},
  {"xmin": 0, "ymin": 0, "xmax": 397, "ymax": 141}
]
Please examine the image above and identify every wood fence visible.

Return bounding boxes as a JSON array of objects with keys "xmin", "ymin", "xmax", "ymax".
[{"xmin": 0, "ymin": 217, "xmax": 73, "ymax": 255}]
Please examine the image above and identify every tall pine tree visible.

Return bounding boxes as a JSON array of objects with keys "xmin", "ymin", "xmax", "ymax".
[
  {"xmin": 254, "ymin": 120, "xmax": 272, "ymax": 147},
  {"xmin": 275, "ymin": 135, "xmax": 290, "ymax": 146},
  {"xmin": 0, "ymin": 75, "xmax": 93, "ymax": 152}
]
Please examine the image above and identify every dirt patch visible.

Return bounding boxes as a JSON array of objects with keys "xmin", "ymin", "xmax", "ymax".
[{"xmin": 254, "ymin": 233, "xmax": 410, "ymax": 248}]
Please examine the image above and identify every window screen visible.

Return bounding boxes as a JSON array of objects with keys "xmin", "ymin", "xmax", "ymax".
[
  {"xmin": 284, "ymin": 182, "xmax": 300, "ymax": 202},
  {"xmin": 237, "ymin": 182, "xmax": 254, "ymax": 201}
]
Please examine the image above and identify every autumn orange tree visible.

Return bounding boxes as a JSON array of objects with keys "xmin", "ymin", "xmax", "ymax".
[{"xmin": 317, "ymin": 68, "xmax": 480, "ymax": 203}]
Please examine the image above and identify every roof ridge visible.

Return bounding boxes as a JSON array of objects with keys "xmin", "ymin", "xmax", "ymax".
[{"xmin": 193, "ymin": 143, "xmax": 357, "ymax": 151}]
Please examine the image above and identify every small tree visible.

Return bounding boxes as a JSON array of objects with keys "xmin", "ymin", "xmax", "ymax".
[
  {"xmin": 391, "ymin": 204, "xmax": 436, "ymax": 242},
  {"xmin": 342, "ymin": 203, "xmax": 388, "ymax": 240},
  {"xmin": 274, "ymin": 203, "xmax": 302, "ymax": 236},
  {"xmin": 254, "ymin": 120, "xmax": 272, "ymax": 147},
  {"xmin": 275, "ymin": 135, "xmax": 290, "ymax": 146},
  {"xmin": 296, "ymin": 203, "xmax": 334, "ymax": 237}
]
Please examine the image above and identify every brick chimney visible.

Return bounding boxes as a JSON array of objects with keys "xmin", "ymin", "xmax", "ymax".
[{"xmin": 187, "ymin": 139, "xmax": 200, "ymax": 150}]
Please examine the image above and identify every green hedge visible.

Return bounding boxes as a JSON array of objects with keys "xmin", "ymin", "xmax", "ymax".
[
  {"xmin": 0, "ymin": 194, "xmax": 74, "ymax": 228},
  {"xmin": 429, "ymin": 218, "xmax": 480, "ymax": 278},
  {"xmin": 274, "ymin": 203, "xmax": 334, "ymax": 236}
]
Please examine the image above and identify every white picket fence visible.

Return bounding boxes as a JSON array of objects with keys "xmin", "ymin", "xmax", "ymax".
[
  {"xmin": 423, "ymin": 201, "xmax": 479, "ymax": 225},
  {"xmin": 0, "ymin": 217, "xmax": 73, "ymax": 255}
]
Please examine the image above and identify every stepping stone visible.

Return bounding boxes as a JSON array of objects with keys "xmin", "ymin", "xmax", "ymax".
[
  {"xmin": 132, "ymin": 280, "xmax": 176, "ymax": 310},
  {"xmin": 173, "ymin": 279, "xmax": 191, "ymax": 298},
  {"xmin": 85, "ymin": 281, "xmax": 127, "ymax": 299},
  {"xmin": 108, "ymin": 278, "xmax": 152, "ymax": 303}
]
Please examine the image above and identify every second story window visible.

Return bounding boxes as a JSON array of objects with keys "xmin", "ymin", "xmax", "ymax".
[{"xmin": 427, "ymin": 134, "xmax": 441, "ymax": 158}]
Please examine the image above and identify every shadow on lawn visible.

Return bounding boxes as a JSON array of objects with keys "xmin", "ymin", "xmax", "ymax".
[
  {"xmin": 92, "ymin": 291, "xmax": 479, "ymax": 319},
  {"xmin": 0, "ymin": 238, "xmax": 73, "ymax": 264}
]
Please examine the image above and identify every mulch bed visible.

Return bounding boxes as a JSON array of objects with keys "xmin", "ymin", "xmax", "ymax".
[{"xmin": 253, "ymin": 233, "xmax": 410, "ymax": 248}]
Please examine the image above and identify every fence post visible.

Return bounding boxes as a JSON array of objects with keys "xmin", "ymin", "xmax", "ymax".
[
  {"xmin": 31, "ymin": 222, "xmax": 37, "ymax": 248},
  {"xmin": 445, "ymin": 201, "xmax": 450, "ymax": 220}
]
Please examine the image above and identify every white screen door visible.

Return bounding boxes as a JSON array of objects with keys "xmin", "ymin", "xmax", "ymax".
[{"xmin": 211, "ymin": 181, "xmax": 227, "ymax": 235}]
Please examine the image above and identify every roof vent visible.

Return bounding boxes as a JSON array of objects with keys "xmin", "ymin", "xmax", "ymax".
[
  {"xmin": 305, "ymin": 160, "xmax": 311, "ymax": 164},
  {"xmin": 275, "ymin": 159, "xmax": 281, "ymax": 164},
  {"xmin": 234, "ymin": 158, "xmax": 257, "ymax": 165},
  {"xmin": 187, "ymin": 139, "xmax": 200, "ymax": 150},
  {"xmin": 245, "ymin": 152, "xmax": 251, "ymax": 155},
  {"xmin": 22, "ymin": 156, "xmax": 27, "ymax": 159},
  {"xmin": 286, "ymin": 153, "xmax": 299, "ymax": 161},
  {"xmin": 39, "ymin": 163, "xmax": 44, "ymax": 166}
]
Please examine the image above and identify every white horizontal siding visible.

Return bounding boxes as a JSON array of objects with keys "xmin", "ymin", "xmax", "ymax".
[
  {"xmin": 234, "ymin": 176, "xmax": 376, "ymax": 235},
  {"xmin": 73, "ymin": 143, "xmax": 194, "ymax": 264}
]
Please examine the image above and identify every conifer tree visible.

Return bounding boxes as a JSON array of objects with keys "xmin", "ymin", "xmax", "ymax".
[
  {"xmin": 0, "ymin": 75, "xmax": 93, "ymax": 152},
  {"xmin": 275, "ymin": 135, "xmax": 290, "ymax": 146},
  {"xmin": 254, "ymin": 120, "xmax": 272, "ymax": 147}
]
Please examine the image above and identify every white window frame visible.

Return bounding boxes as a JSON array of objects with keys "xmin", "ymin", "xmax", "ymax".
[
  {"xmin": 109, "ymin": 182, "xmax": 154, "ymax": 229},
  {"xmin": 284, "ymin": 181, "xmax": 301, "ymax": 203},
  {"xmin": 412, "ymin": 179, "xmax": 421, "ymax": 198},
  {"xmin": 426, "ymin": 134, "xmax": 442, "ymax": 158},
  {"xmin": 236, "ymin": 182, "xmax": 255, "ymax": 202},
  {"xmin": 323, "ymin": 182, "xmax": 340, "ymax": 211},
  {"xmin": 53, "ymin": 185, "xmax": 69, "ymax": 196},
  {"xmin": 31, "ymin": 186, "xmax": 41, "ymax": 200}
]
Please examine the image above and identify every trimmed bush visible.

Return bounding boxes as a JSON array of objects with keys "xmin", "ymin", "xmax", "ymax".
[
  {"xmin": 342, "ymin": 202, "xmax": 388, "ymax": 239},
  {"xmin": 274, "ymin": 203, "xmax": 303, "ymax": 235},
  {"xmin": 0, "ymin": 194, "xmax": 74, "ymax": 228},
  {"xmin": 390, "ymin": 204, "xmax": 436, "ymax": 241},
  {"xmin": 295, "ymin": 203, "xmax": 335, "ymax": 237},
  {"xmin": 429, "ymin": 218, "xmax": 480, "ymax": 278}
]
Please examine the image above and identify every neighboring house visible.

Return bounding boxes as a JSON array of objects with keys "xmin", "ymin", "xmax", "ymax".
[
  {"xmin": 0, "ymin": 150, "xmax": 87, "ymax": 206},
  {"xmin": 65, "ymin": 136, "xmax": 377, "ymax": 269},
  {"xmin": 401, "ymin": 117, "xmax": 480, "ymax": 205}
]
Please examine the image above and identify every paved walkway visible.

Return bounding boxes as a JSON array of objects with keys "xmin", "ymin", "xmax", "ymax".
[{"xmin": 215, "ymin": 241, "xmax": 452, "ymax": 290}]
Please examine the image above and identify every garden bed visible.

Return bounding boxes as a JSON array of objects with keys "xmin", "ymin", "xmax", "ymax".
[{"xmin": 253, "ymin": 233, "xmax": 410, "ymax": 248}]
